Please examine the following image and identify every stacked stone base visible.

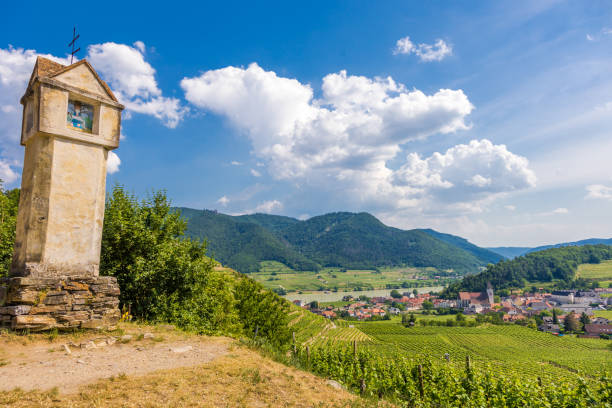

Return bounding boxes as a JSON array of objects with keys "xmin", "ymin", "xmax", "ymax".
[{"xmin": 0, "ymin": 276, "xmax": 120, "ymax": 331}]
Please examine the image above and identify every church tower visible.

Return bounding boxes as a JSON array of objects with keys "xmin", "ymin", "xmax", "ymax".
[
  {"xmin": 486, "ymin": 282, "xmax": 494, "ymax": 305},
  {"xmin": 0, "ymin": 57, "xmax": 123, "ymax": 330}
]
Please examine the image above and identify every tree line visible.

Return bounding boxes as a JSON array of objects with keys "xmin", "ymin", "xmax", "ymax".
[{"xmin": 442, "ymin": 244, "xmax": 612, "ymax": 298}]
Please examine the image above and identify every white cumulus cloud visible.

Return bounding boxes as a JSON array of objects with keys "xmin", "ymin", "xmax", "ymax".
[
  {"xmin": 254, "ymin": 200, "xmax": 282, "ymax": 214},
  {"xmin": 250, "ymin": 169, "xmax": 261, "ymax": 177},
  {"xmin": 586, "ymin": 184, "xmax": 612, "ymax": 201},
  {"xmin": 87, "ymin": 42, "xmax": 187, "ymax": 128},
  {"xmin": 393, "ymin": 37, "xmax": 415, "ymax": 55},
  {"xmin": 0, "ymin": 47, "xmax": 70, "ymax": 180},
  {"xmin": 0, "ymin": 43, "xmax": 184, "ymax": 185},
  {"xmin": 393, "ymin": 36, "xmax": 452, "ymax": 62},
  {"xmin": 182, "ymin": 64, "xmax": 535, "ymax": 213},
  {"xmin": 393, "ymin": 139, "xmax": 536, "ymax": 208},
  {"xmin": 217, "ymin": 195, "xmax": 230, "ymax": 206},
  {"xmin": 0, "ymin": 159, "xmax": 18, "ymax": 184},
  {"xmin": 552, "ymin": 207, "xmax": 569, "ymax": 214},
  {"xmin": 106, "ymin": 151, "xmax": 121, "ymax": 174}
]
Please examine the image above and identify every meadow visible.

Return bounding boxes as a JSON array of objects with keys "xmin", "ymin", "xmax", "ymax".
[
  {"xmin": 577, "ymin": 259, "xmax": 612, "ymax": 280},
  {"xmin": 594, "ymin": 310, "xmax": 612, "ymax": 320},
  {"xmin": 577, "ymin": 259, "xmax": 612, "ymax": 287},
  {"xmin": 251, "ymin": 260, "xmax": 451, "ymax": 292}
]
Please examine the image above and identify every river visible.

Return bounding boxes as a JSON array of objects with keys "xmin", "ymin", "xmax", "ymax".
[{"xmin": 283, "ymin": 286, "xmax": 443, "ymax": 303}]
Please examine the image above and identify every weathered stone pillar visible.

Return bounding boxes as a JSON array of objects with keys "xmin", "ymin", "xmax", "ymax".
[{"xmin": 0, "ymin": 57, "xmax": 124, "ymax": 331}]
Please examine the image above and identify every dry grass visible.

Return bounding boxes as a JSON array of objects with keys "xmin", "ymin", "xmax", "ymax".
[
  {"xmin": 0, "ymin": 324, "xmax": 388, "ymax": 407},
  {"xmin": 0, "ymin": 344, "xmax": 378, "ymax": 407},
  {"xmin": 0, "ymin": 321, "xmax": 185, "ymax": 346}
]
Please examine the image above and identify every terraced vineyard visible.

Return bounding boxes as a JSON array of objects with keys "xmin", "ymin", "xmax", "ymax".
[
  {"xmin": 289, "ymin": 308, "xmax": 373, "ymax": 346},
  {"xmin": 288, "ymin": 307, "xmax": 330, "ymax": 343},
  {"xmin": 289, "ymin": 308, "xmax": 611, "ymax": 384},
  {"xmin": 311, "ymin": 326, "xmax": 373, "ymax": 347},
  {"xmin": 351, "ymin": 321, "xmax": 612, "ymax": 380}
]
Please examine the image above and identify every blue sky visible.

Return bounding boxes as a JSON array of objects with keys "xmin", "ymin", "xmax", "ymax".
[{"xmin": 1, "ymin": 1, "xmax": 611, "ymax": 247}]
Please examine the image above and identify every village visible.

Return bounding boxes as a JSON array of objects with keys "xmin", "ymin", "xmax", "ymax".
[{"xmin": 294, "ymin": 286, "xmax": 612, "ymax": 338}]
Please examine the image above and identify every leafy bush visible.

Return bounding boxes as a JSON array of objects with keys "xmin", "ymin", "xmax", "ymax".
[
  {"xmin": 101, "ymin": 185, "xmax": 291, "ymax": 346},
  {"xmin": 0, "ymin": 181, "xmax": 19, "ymax": 278}
]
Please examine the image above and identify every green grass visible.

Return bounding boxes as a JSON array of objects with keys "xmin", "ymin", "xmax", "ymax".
[
  {"xmin": 593, "ymin": 310, "xmax": 612, "ymax": 319},
  {"xmin": 252, "ymin": 261, "xmax": 453, "ymax": 292},
  {"xmin": 319, "ymin": 300, "xmax": 352, "ymax": 308},
  {"xmin": 412, "ymin": 312, "xmax": 476, "ymax": 322},
  {"xmin": 577, "ymin": 260, "xmax": 612, "ymax": 280}
]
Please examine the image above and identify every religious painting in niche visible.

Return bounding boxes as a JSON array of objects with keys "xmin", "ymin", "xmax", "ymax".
[{"xmin": 67, "ymin": 100, "xmax": 93, "ymax": 132}]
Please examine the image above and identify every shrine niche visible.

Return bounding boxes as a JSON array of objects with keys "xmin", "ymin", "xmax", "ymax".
[{"xmin": 67, "ymin": 99, "xmax": 94, "ymax": 132}]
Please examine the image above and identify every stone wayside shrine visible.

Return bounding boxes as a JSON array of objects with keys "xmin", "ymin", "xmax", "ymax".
[{"xmin": 0, "ymin": 57, "xmax": 124, "ymax": 331}]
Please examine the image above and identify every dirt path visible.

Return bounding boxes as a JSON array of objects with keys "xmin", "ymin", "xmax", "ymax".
[{"xmin": 0, "ymin": 333, "xmax": 230, "ymax": 393}]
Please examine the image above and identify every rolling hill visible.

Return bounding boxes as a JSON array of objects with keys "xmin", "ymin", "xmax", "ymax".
[
  {"xmin": 443, "ymin": 244, "xmax": 612, "ymax": 297},
  {"xmin": 177, "ymin": 208, "xmax": 318, "ymax": 273},
  {"xmin": 278, "ymin": 212, "xmax": 487, "ymax": 271},
  {"xmin": 485, "ymin": 246, "xmax": 531, "ymax": 259},
  {"xmin": 420, "ymin": 228, "xmax": 504, "ymax": 264},
  {"xmin": 488, "ymin": 237, "xmax": 612, "ymax": 259},
  {"xmin": 177, "ymin": 208, "xmax": 500, "ymax": 275}
]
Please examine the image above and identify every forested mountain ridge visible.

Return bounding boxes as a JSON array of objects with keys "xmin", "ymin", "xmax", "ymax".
[
  {"xmin": 488, "ymin": 237, "xmax": 612, "ymax": 259},
  {"xmin": 177, "ymin": 208, "xmax": 500, "ymax": 274},
  {"xmin": 277, "ymin": 212, "xmax": 486, "ymax": 271},
  {"xmin": 420, "ymin": 228, "xmax": 504, "ymax": 264},
  {"xmin": 177, "ymin": 208, "xmax": 318, "ymax": 273},
  {"xmin": 486, "ymin": 246, "xmax": 532, "ymax": 259},
  {"xmin": 442, "ymin": 244, "xmax": 612, "ymax": 297}
]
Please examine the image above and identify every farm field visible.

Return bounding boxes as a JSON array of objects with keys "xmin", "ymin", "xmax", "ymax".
[
  {"xmin": 284, "ymin": 287, "xmax": 443, "ymax": 303},
  {"xmin": 594, "ymin": 310, "xmax": 612, "ymax": 320},
  {"xmin": 251, "ymin": 260, "xmax": 452, "ymax": 292},
  {"xmin": 577, "ymin": 259, "xmax": 612, "ymax": 282}
]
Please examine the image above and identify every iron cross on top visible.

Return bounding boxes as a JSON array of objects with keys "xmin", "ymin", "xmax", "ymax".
[{"xmin": 68, "ymin": 27, "xmax": 80, "ymax": 64}]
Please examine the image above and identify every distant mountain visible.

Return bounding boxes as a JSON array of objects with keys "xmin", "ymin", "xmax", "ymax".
[
  {"xmin": 177, "ymin": 208, "xmax": 500, "ymax": 275},
  {"xmin": 237, "ymin": 213, "xmax": 301, "ymax": 233},
  {"xmin": 278, "ymin": 212, "xmax": 487, "ymax": 271},
  {"xmin": 443, "ymin": 244, "xmax": 612, "ymax": 297},
  {"xmin": 488, "ymin": 237, "xmax": 612, "ymax": 259},
  {"xmin": 420, "ymin": 229, "xmax": 505, "ymax": 264},
  {"xmin": 527, "ymin": 238, "xmax": 612, "ymax": 254},
  {"xmin": 486, "ymin": 247, "xmax": 532, "ymax": 259},
  {"xmin": 177, "ymin": 208, "xmax": 318, "ymax": 273}
]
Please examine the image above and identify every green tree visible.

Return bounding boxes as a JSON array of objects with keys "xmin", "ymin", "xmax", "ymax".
[
  {"xmin": 0, "ymin": 181, "xmax": 19, "ymax": 277},
  {"xmin": 390, "ymin": 289, "xmax": 401, "ymax": 298},
  {"xmin": 422, "ymin": 300, "xmax": 434, "ymax": 310},
  {"xmin": 100, "ymin": 185, "xmax": 292, "ymax": 348},
  {"xmin": 552, "ymin": 308, "xmax": 559, "ymax": 324},
  {"xmin": 579, "ymin": 312, "xmax": 590, "ymax": 331},
  {"xmin": 564, "ymin": 312, "xmax": 580, "ymax": 333},
  {"xmin": 100, "ymin": 185, "xmax": 239, "ymax": 334}
]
